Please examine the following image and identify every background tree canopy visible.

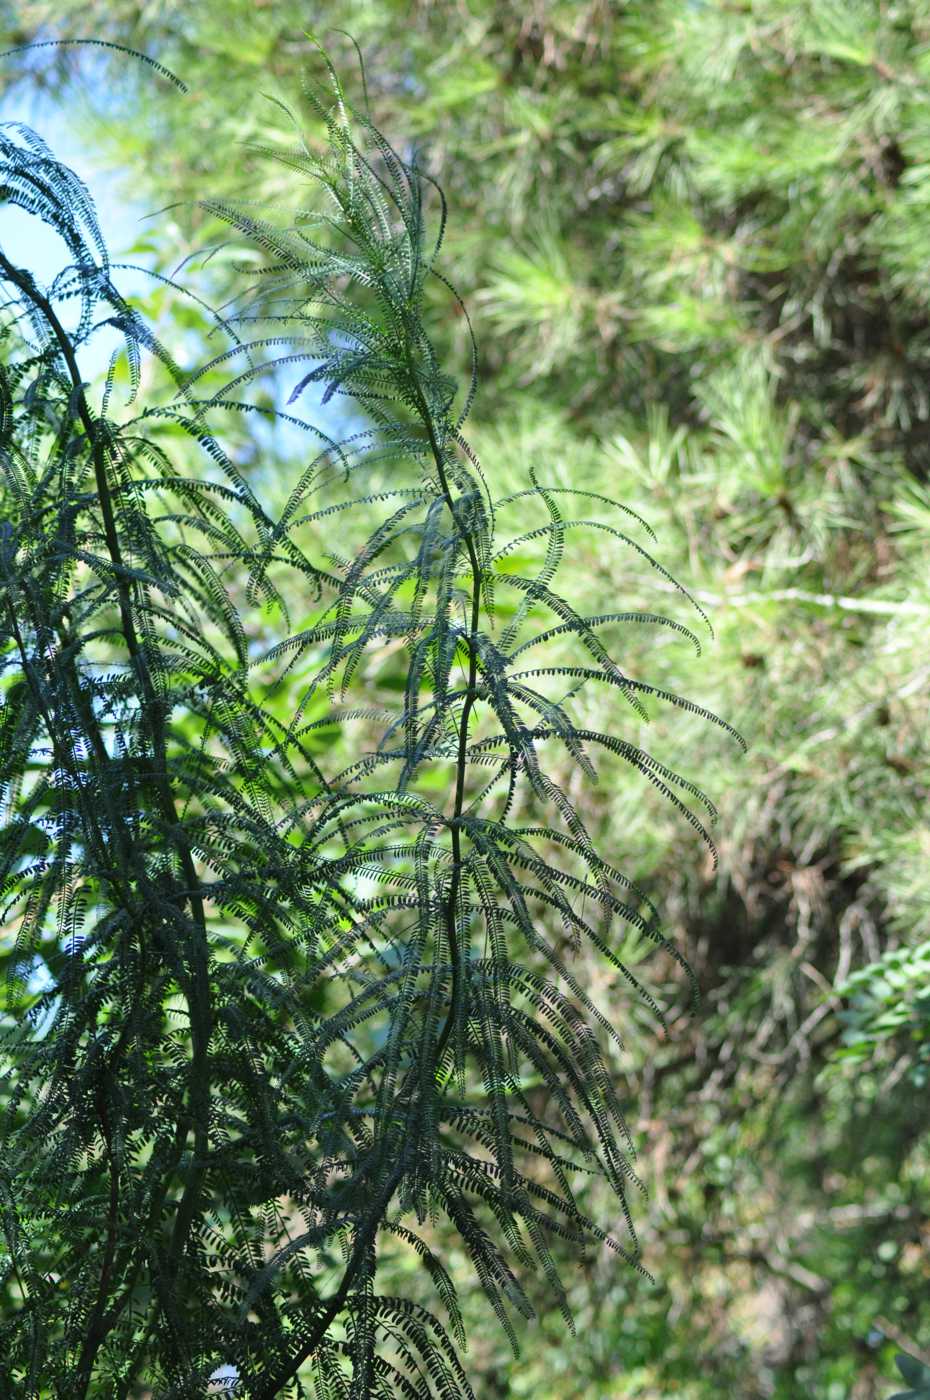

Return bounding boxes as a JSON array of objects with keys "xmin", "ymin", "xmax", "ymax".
[{"xmin": 1, "ymin": 3, "xmax": 929, "ymax": 1397}]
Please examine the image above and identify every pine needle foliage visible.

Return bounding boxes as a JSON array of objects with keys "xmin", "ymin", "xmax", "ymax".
[{"xmin": 0, "ymin": 45, "xmax": 736, "ymax": 1398}]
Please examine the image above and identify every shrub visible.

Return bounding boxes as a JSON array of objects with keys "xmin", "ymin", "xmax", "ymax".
[{"xmin": 0, "ymin": 44, "xmax": 733, "ymax": 1397}]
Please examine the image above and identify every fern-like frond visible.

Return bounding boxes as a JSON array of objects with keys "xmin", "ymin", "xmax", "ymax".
[{"xmin": 0, "ymin": 40, "xmax": 738, "ymax": 1400}]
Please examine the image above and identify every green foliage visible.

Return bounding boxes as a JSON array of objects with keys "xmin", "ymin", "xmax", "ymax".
[
  {"xmin": 834, "ymin": 940, "xmax": 930, "ymax": 1087},
  {"xmin": 889, "ymin": 1350, "xmax": 930, "ymax": 1400},
  {"xmin": 0, "ymin": 43, "xmax": 730, "ymax": 1398},
  {"xmin": 4, "ymin": 3, "xmax": 930, "ymax": 1396}
]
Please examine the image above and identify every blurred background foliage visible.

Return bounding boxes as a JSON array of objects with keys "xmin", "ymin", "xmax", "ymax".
[{"xmin": 2, "ymin": 2, "xmax": 929, "ymax": 1396}]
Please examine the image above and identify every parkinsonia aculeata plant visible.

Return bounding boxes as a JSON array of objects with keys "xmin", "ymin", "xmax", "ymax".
[{"xmin": 0, "ymin": 41, "xmax": 743, "ymax": 1399}]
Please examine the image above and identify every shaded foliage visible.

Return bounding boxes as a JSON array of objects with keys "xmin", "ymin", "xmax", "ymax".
[{"xmin": 0, "ymin": 46, "xmax": 730, "ymax": 1397}]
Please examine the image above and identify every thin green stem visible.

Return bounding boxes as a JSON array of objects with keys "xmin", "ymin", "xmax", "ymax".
[{"xmin": 403, "ymin": 353, "xmax": 483, "ymax": 1073}]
